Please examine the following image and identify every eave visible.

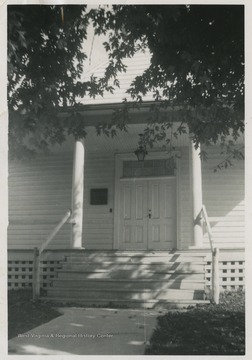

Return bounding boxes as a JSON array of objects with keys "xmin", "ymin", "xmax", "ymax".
[{"xmin": 58, "ymin": 101, "xmax": 184, "ymax": 127}]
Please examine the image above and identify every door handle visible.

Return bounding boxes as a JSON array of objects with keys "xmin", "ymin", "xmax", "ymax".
[{"xmin": 148, "ymin": 209, "xmax": 152, "ymax": 219}]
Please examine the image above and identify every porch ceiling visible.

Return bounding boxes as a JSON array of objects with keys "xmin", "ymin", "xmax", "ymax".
[
  {"xmin": 84, "ymin": 124, "xmax": 189, "ymax": 153},
  {"xmin": 56, "ymin": 123, "xmax": 190, "ymax": 154}
]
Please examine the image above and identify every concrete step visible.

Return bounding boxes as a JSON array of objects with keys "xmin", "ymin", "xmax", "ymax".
[
  {"xmin": 57, "ymin": 269, "xmax": 205, "ymax": 280},
  {"xmin": 40, "ymin": 296, "xmax": 209, "ymax": 310},
  {"xmin": 64, "ymin": 250, "xmax": 205, "ymax": 257},
  {"xmin": 60, "ymin": 262, "xmax": 204, "ymax": 273},
  {"xmin": 43, "ymin": 251, "xmax": 207, "ymax": 309},
  {"xmin": 52, "ymin": 278, "xmax": 205, "ymax": 291},
  {"xmin": 47, "ymin": 287, "xmax": 205, "ymax": 301},
  {"xmin": 64, "ymin": 253, "xmax": 206, "ymax": 264}
]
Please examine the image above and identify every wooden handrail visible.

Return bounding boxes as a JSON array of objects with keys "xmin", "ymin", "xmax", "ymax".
[
  {"xmin": 39, "ymin": 209, "xmax": 72, "ymax": 255},
  {"xmin": 201, "ymin": 204, "xmax": 219, "ymax": 304},
  {"xmin": 33, "ymin": 209, "xmax": 72, "ymax": 300},
  {"xmin": 201, "ymin": 204, "xmax": 214, "ymax": 253}
]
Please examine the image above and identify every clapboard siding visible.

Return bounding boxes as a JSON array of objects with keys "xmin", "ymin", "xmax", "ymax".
[
  {"xmin": 8, "ymin": 154, "xmax": 73, "ymax": 249},
  {"xmin": 8, "ymin": 141, "xmax": 244, "ymax": 251},
  {"xmin": 82, "ymin": 153, "xmax": 115, "ymax": 249},
  {"xmin": 202, "ymin": 146, "xmax": 244, "ymax": 248},
  {"xmin": 8, "ymin": 151, "xmax": 115, "ymax": 250},
  {"xmin": 176, "ymin": 145, "xmax": 245, "ymax": 250}
]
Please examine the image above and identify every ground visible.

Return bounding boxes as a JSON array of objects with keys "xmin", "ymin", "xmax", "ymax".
[
  {"xmin": 8, "ymin": 289, "xmax": 61, "ymax": 340},
  {"xmin": 8, "ymin": 288, "xmax": 245, "ymax": 355}
]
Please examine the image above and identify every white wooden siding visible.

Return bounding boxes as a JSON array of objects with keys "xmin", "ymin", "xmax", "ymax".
[
  {"xmin": 8, "ymin": 154, "xmax": 73, "ymax": 249},
  {"xmin": 176, "ymin": 145, "xmax": 245, "ymax": 250},
  {"xmin": 8, "ymin": 152, "xmax": 115, "ymax": 250},
  {"xmin": 202, "ymin": 146, "xmax": 245, "ymax": 247},
  {"xmin": 8, "ymin": 143, "xmax": 244, "ymax": 251},
  {"xmin": 80, "ymin": 51, "xmax": 152, "ymax": 105}
]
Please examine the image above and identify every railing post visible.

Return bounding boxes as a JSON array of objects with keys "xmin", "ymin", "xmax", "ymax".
[
  {"xmin": 212, "ymin": 247, "xmax": 220, "ymax": 304},
  {"xmin": 33, "ymin": 247, "xmax": 40, "ymax": 300}
]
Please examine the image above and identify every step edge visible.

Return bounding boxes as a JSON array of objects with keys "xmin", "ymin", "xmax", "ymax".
[
  {"xmin": 53, "ymin": 278, "xmax": 205, "ymax": 283},
  {"xmin": 40, "ymin": 297, "xmax": 209, "ymax": 304},
  {"xmin": 47, "ymin": 287, "xmax": 205, "ymax": 294},
  {"xmin": 57, "ymin": 269, "xmax": 206, "ymax": 274}
]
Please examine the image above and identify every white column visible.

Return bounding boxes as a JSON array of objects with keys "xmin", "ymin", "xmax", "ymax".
[
  {"xmin": 71, "ymin": 138, "xmax": 84, "ymax": 248},
  {"xmin": 189, "ymin": 137, "xmax": 203, "ymax": 247}
]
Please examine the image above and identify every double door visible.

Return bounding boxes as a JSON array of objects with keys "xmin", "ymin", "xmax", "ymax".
[{"xmin": 119, "ymin": 178, "xmax": 176, "ymax": 250}]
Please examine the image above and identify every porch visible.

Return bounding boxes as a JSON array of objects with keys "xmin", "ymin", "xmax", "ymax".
[{"xmin": 8, "ymin": 119, "xmax": 245, "ymax": 306}]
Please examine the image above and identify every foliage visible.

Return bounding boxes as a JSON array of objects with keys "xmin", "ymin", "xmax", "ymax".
[
  {"xmin": 91, "ymin": 5, "xmax": 244, "ymax": 108},
  {"xmin": 94, "ymin": 6, "xmax": 244, "ymax": 162},
  {"xmin": 8, "ymin": 5, "xmax": 105, "ymax": 158},
  {"xmin": 8, "ymin": 5, "xmax": 244, "ymax": 161},
  {"xmin": 145, "ymin": 290, "xmax": 245, "ymax": 355},
  {"xmin": 90, "ymin": 5, "xmax": 244, "ymax": 161}
]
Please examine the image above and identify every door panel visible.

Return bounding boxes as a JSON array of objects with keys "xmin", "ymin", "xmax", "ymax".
[
  {"xmin": 123, "ymin": 184, "xmax": 131, "ymax": 220},
  {"xmin": 136, "ymin": 226, "xmax": 144, "ymax": 243},
  {"xmin": 151, "ymin": 183, "xmax": 160, "ymax": 218},
  {"xmin": 123, "ymin": 226, "xmax": 131, "ymax": 243},
  {"xmin": 164, "ymin": 182, "xmax": 173, "ymax": 217},
  {"xmin": 119, "ymin": 178, "xmax": 176, "ymax": 250},
  {"xmin": 135, "ymin": 183, "xmax": 144, "ymax": 219}
]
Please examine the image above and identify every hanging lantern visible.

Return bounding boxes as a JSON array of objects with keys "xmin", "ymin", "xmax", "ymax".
[
  {"xmin": 134, "ymin": 133, "xmax": 148, "ymax": 161},
  {"xmin": 134, "ymin": 145, "xmax": 148, "ymax": 162}
]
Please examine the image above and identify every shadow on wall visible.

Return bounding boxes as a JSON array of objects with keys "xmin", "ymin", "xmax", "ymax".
[
  {"xmin": 201, "ymin": 153, "xmax": 244, "ymax": 248},
  {"xmin": 8, "ymin": 153, "xmax": 74, "ymax": 250}
]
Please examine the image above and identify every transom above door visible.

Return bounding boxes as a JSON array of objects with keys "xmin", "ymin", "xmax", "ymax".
[{"xmin": 118, "ymin": 178, "xmax": 176, "ymax": 250}]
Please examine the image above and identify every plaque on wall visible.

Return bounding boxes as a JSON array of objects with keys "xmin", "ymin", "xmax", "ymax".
[{"xmin": 90, "ymin": 188, "xmax": 108, "ymax": 205}]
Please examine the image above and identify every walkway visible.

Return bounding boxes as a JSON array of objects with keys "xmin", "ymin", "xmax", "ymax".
[{"xmin": 8, "ymin": 307, "xmax": 160, "ymax": 355}]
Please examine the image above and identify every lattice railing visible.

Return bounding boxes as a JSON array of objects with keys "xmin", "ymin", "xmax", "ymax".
[
  {"xmin": 205, "ymin": 259, "xmax": 245, "ymax": 291},
  {"xmin": 33, "ymin": 209, "xmax": 72, "ymax": 299},
  {"xmin": 8, "ymin": 260, "xmax": 62, "ymax": 290}
]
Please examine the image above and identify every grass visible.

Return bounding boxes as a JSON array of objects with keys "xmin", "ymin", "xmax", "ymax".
[
  {"xmin": 8, "ymin": 289, "xmax": 62, "ymax": 340},
  {"xmin": 145, "ymin": 290, "xmax": 245, "ymax": 355}
]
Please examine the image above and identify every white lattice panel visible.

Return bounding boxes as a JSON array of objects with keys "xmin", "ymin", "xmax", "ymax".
[{"xmin": 205, "ymin": 260, "xmax": 245, "ymax": 291}]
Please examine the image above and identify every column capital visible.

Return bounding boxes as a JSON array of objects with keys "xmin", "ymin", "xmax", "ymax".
[{"xmin": 74, "ymin": 136, "xmax": 84, "ymax": 143}]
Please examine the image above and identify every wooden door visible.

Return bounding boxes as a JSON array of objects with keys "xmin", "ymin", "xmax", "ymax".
[
  {"xmin": 148, "ymin": 178, "xmax": 176, "ymax": 250},
  {"xmin": 119, "ymin": 178, "xmax": 176, "ymax": 250},
  {"xmin": 119, "ymin": 180, "xmax": 148, "ymax": 250}
]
